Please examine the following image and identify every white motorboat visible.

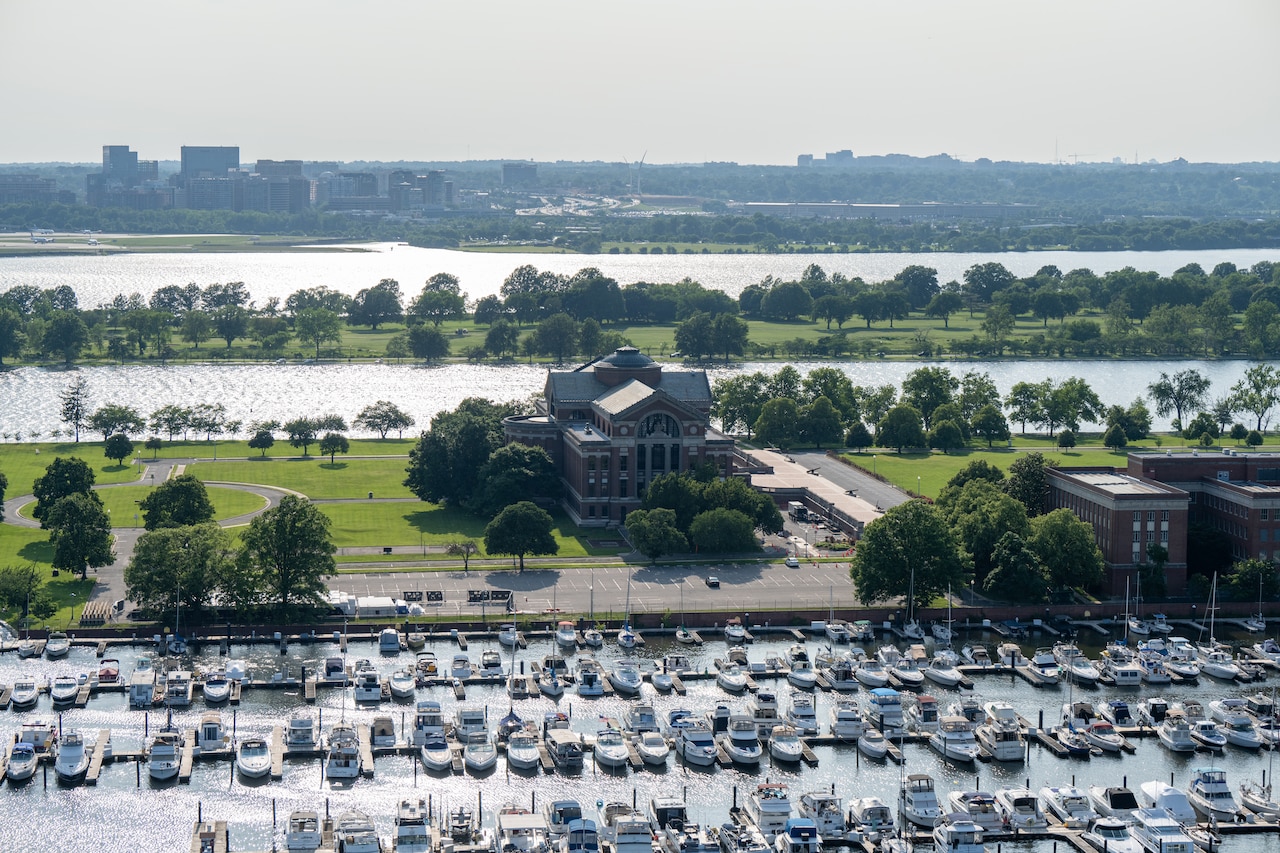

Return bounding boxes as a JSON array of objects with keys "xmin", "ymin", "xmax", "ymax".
[
  {"xmin": 930, "ymin": 715, "xmax": 980, "ymax": 762},
  {"xmin": 961, "ymin": 644, "xmax": 992, "ymax": 667},
  {"xmin": 236, "ymin": 736, "xmax": 272, "ymax": 778},
  {"xmin": 825, "ymin": 620, "xmax": 853, "ymax": 643},
  {"xmin": 976, "ymin": 702, "xmax": 1025, "ymax": 762},
  {"xmin": 1082, "ymin": 721, "xmax": 1125, "ymax": 753},
  {"xmin": 17, "ymin": 638, "xmax": 37, "ymax": 658},
  {"xmin": 1038, "ymin": 786, "xmax": 1099, "ymax": 828},
  {"xmin": 352, "ymin": 667, "xmax": 382, "ymax": 703},
  {"xmin": 854, "ymin": 657, "xmax": 889, "ymax": 688},
  {"xmin": 556, "ymin": 621, "xmax": 578, "ymax": 648},
  {"xmin": 1199, "ymin": 648, "xmax": 1242, "ymax": 680},
  {"xmin": 617, "ymin": 622, "xmax": 637, "ymax": 649},
  {"xmin": 995, "ymin": 787, "xmax": 1047, "ymax": 831},
  {"xmin": 947, "ymin": 791, "xmax": 1001, "ymax": 833},
  {"xmin": 449, "ymin": 654, "xmax": 473, "ymax": 680},
  {"xmin": 829, "ymin": 699, "xmax": 868, "ymax": 740},
  {"xmin": 788, "ymin": 694, "xmax": 820, "ymax": 736},
  {"xmin": 1139, "ymin": 781, "xmax": 1198, "ymax": 825},
  {"xmin": 285, "ymin": 716, "xmax": 317, "ymax": 750},
  {"xmin": 202, "ymin": 671, "xmax": 231, "ymax": 704},
  {"xmin": 1099, "ymin": 699, "xmax": 1136, "ymax": 727},
  {"xmin": 676, "ymin": 723, "xmax": 718, "ymax": 766},
  {"xmin": 906, "ymin": 694, "xmax": 940, "ymax": 734},
  {"xmin": 497, "ymin": 806, "xmax": 551, "ymax": 853},
  {"xmin": 583, "ymin": 627, "xmax": 604, "ymax": 648},
  {"xmin": 1130, "ymin": 808, "xmax": 1196, "ymax": 853},
  {"xmin": 576, "ymin": 658, "xmax": 604, "ymax": 697},
  {"xmin": 1103, "ymin": 650, "xmax": 1144, "ymax": 686},
  {"xmin": 634, "ymin": 731, "xmax": 670, "ymax": 765},
  {"xmin": 6, "ymin": 742, "xmax": 38, "ymax": 782},
  {"xmin": 546, "ymin": 800, "xmax": 583, "ymax": 838},
  {"xmin": 901, "ymin": 773, "xmax": 945, "ymax": 828},
  {"xmin": 370, "ymin": 715, "xmax": 395, "ymax": 748},
  {"xmin": 866, "ymin": 687, "xmax": 904, "ymax": 734},
  {"xmin": 717, "ymin": 822, "xmax": 771, "ymax": 853},
  {"xmin": 10, "ymin": 678, "xmax": 40, "ymax": 710},
  {"xmin": 1187, "ymin": 767, "xmax": 1242, "ymax": 820},
  {"xmin": 787, "ymin": 658, "xmax": 818, "ymax": 689},
  {"xmin": 1082, "ymin": 818, "xmax": 1142, "ymax": 853},
  {"xmin": 997, "ymin": 642, "xmax": 1025, "ymax": 667},
  {"xmin": 720, "ymin": 714, "xmax": 763, "ymax": 765},
  {"xmin": 333, "ymin": 811, "xmax": 381, "ymax": 853},
  {"xmin": 747, "ymin": 692, "xmax": 781, "ymax": 737},
  {"xmin": 716, "ymin": 663, "xmax": 748, "ymax": 693},
  {"xmin": 285, "ymin": 810, "xmax": 323, "ymax": 852},
  {"xmin": 506, "ymin": 728, "xmax": 542, "ymax": 771},
  {"xmin": 18, "ymin": 719, "xmax": 57, "ymax": 755},
  {"xmin": 1138, "ymin": 654, "xmax": 1172, "ymax": 684},
  {"xmin": 323, "ymin": 656, "xmax": 348, "ymax": 685},
  {"xmin": 1157, "ymin": 713, "xmax": 1198, "ymax": 752},
  {"xmin": 1088, "ymin": 785, "xmax": 1141, "ymax": 821},
  {"xmin": 609, "ymin": 659, "xmax": 643, "ymax": 695},
  {"xmin": 1240, "ymin": 780, "xmax": 1280, "ymax": 817},
  {"xmin": 599, "ymin": 804, "xmax": 650, "ymax": 853},
  {"xmin": 1137, "ymin": 697, "xmax": 1171, "ymax": 726},
  {"xmin": 498, "ymin": 623, "xmax": 519, "ymax": 647},
  {"xmin": 50, "ymin": 673, "xmax": 81, "ymax": 705},
  {"xmin": 662, "ymin": 652, "xmax": 694, "ymax": 674},
  {"xmin": 388, "ymin": 668, "xmax": 416, "ymax": 699},
  {"xmin": 892, "ymin": 655, "xmax": 926, "ymax": 688},
  {"xmin": 1055, "ymin": 643, "xmax": 1101, "ymax": 683},
  {"xmin": 198, "ymin": 712, "xmax": 230, "ymax": 753},
  {"xmin": 625, "ymin": 703, "xmax": 659, "ymax": 735},
  {"xmin": 325, "ymin": 725, "xmax": 361, "ymax": 780},
  {"xmin": 924, "ymin": 653, "xmax": 965, "ymax": 687},
  {"xmin": 1189, "ymin": 719, "xmax": 1228, "ymax": 751},
  {"xmin": 224, "ymin": 658, "xmax": 249, "ymax": 682},
  {"xmin": 1150, "ymin": 613, "xmax": 1173, "ymax": 634},
  {"xmin": 932, "ymin": 819, "xmax": 983, "ymax": 853},
  {"xmin": 1252, "ymin": 638, "xmax": 1280, "ymax": 662},
  {"xmin": 481, "ymin": 649, "xmax": 505, "ymax": 677},
  {"xmin": 394, "ymin": 799, "xmax": 432, "ymax": 853},
  {"xmin": 54, "ymin": 730, "xmax": 91, "ymax": 785},
  {"xmin": 1208, "ymin": 698, "xmax": 1263, "ymax": 748},
  {"xmin": 768, "ymin": 725, "xmax": 805, "ymax": 763},
  {"xmin": 463, "ymin": 730, "xmax": 497, "ymax": 773},
  {"xmin": 857, "ymin": 728, "xmax": 889, "ymax": 759},
  {"xmin": 841, "ymin": 796, "xmax": 890, "ymax": 843},
  {"xmin": 773, "ymin": 819, "xmax": 820, "ymax": 853},
  {"xmin": 45, "ymin": 630, "xmax": 71, "ymax": 658},
  {"xmin": 165, "ymin": 670, "xmax": 194, "ymax": 706},
  {"xmin": 652, "ymin": 672, "xmax": 674, "ymax": 692},
  {"xmin": 593, "ymin": 728, "xmax": 631, "ymax": 769},
  {"xmin": 724, "ymin": 618, "xmax": 747, "ymax": 643},
  {"xmin": 744, "ymin": 783, "xmax": 793, "ymax": 841},
  {"xmin": 419, "ymin": 733, "xmax": 454, "ymax": 771}
]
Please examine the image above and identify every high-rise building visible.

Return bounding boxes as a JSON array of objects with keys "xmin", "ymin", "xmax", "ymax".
[
  {"xmin": 180, "ymin": 146, "xmax": 240, "ymax": 185},
  {"xmin": 256, "ymin": 159, "xmax": 304, "ymax": 177},
  {"xmin": 102, "ymin": 145, "xmax": 139, "ymax": 188},
  {"xmin": 502, "ymin": 162, "xmax": 538, "ymax": 186}
]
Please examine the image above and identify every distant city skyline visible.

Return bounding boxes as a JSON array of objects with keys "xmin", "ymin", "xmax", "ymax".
[{"xmin": 2, "ymin": 0, "xmax": 1277, "ymax": 167}]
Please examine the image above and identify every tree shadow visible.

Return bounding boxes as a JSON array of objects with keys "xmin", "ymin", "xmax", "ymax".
[
  {"xmin": 104, "ymin": 464, "xmax": 131, "ymax": 473},
  {"xmin": 18, "ymin": 541, "xmax": 52, "ymax": 563},
  {"xmin": 320, "ymin": 462, "xmax": 349, "ymax": 471},
  {"xmin": 488, "ymin": 569, "xmax": 560, "ymax": 593}
]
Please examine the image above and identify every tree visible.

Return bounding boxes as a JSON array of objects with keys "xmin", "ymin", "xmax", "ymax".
[
  {"xmin": 1230, "ymin": 423, "xmax": 1250, "ymax": 444},
  {"xmin": 410, "ymin": 274, "xmax": 466, "ymax": 326},
  {"xmin": 319, "ymin": 432, "xmax": 349, "ymax": 465},
  {"xmin": 674, "ymin": 311, "xmax": 714, "ymax": 360},
  {"xmin": 1105, "ymin": 398, "xmax": 1152, "ymax": 442},
  {"xmin": 533, "ymin": 313, "xmax": 580, "ymax": 362},
  {"xmin": 211, "ymin": 304, "xmax": 248, "ymax": 349},
  {"xmin": 1247, "ymin": 429, "xmax": 1264, "ymax": 447},
  {"xmin": 845, "ymin": 422, "xmax": 873, "ymax": 450},
  {"xmin": 970, "ymin": 404, "xmax": 1010, "ymax": 447},
  {"xmin": 1183, "ymin": 412, "xmax": 1219, "ymax": 441},
  {"xmin": 32, "ymin": 456, "xmax": 98, "ymax": 527},
  {"xmin": 800, "ymin": 396, "xmax": 844, "ymax": 448},
  {"xmin": 407, "ymin": 323, "xmax": 450, "ymax": 362},
  {"xmin": 150, "ymin": 404, "xmax": 193, "ymax": 441},
  {"xmin": 354, "ymin": 401, "xmax": 416, "ymax": 439},
  {"xmin": 850, "ymin": 500, "xmax": 967, "ymax": 612},
  {"xmin": 712, "ymin": 372, "xmax": 769, "ymax": 437},
  {"xmin": 925, "ymin": 291, "xmax": 963, "ymax": 329},
  {"xmin": 485, "ymin": 319, "xmax": 519, "ymax": 358},
  {"xmin": 641, "ymin": 472, "xmax": 705, "ymax": 533},
  {"xmin": 46, "ymin": 492, "xmax": 113, "ymax": 579},
  {"xmin": 958, "ymin": 371, "xmax": 1001, "ymax": 421},
  {"xmin": 348, "ymin": 279, "xmax": 403, "ymax": 329},
  {"xmin": 964, "ymin": 262, "xmax": 1016, "ymax": 302},
  {"xmin": 484, "ymin": 500, "xmax": 558, "ymax": 571},
  {"xmin": 89, "ymin": 403, "xmax": 145, "ymax": 440},
  {"xmin": 902, "ymin": 367, "xmax": 958, "ymax": 429},
  {"xmin": 103, "ymin": 433, "xmax": 134, "ymax": 465},
  {"xmin": 1102, "ymin": 424, "xmax": 1128, "ymax": 450},
  {"xmin": 0, "ymin": 471, "xmax": 6, "ymax": 521},
  {"xmin": 852, "ymin": 290, "xmax": 884, "ymax": 328},
  {"xmin": 895, "ymin": 265, "xmax": 939, "ymax": 309},
  {"xmin": 1004, "ymin": 381, "xmax": 1046, "ymax": 435},
  {"xmin": 689, "ymin": 507, "xmax": 758, "ymax": 553},
  {"xmin": 944, "ymin": 459, "xmax": 1005, "ymax": 491},
  {"xmin": 295, "ymin": 308, "xmax": 343, "ymax": 359},
  {"xmin": 983, "ymin": 532, "xmax": 1049, "ymax": 603},
  {"xmin": 248, "ymin": 430, "xmax": 274, "ymax": 456},
  {"xmin": 876, "ymin": 405, "xmax": 926, "ymax": 452},
  {"xmin": 446, "ymin": 540, "xmax": 480, "ymax": 571},
  {"xmin": 284, "ymin": 417, "xmax": 319, "ymax": 456},
  {"xmin": 42, "ymin": 310, "xmax": 89, "ymax": 364},
  {"xmin": 1029, "ymin": 508, "xmax": 1104, "ymax": 591},
  {"xmin": 0, "ymin": 563, "xmax": 55, "ymax": 624},
  {"xmin": 404, "ymin": 398, "xmax": 520, "ymax": 507},
  {"xmin": 139, "ymin": 473, "xmax": 215, "ymax": 530},
  {"xmin": 939, "ymin": 479, "xmax": 1031, "ymax": 582},
  {"xmin": 238, "ymin": 494, "xmax": 336, "ymax": 614},
  {"xmin": 754, "ymin": 397, "xmax": 801, "ymax": 451},
  {"xmin": 710, "ymin": 313, "xmax": 749, "ymax": 362},
  {"xmin": 761, "ymin": 281, "xmax": 812, "ymax": 320},
  {"xmin": 59, "ymin": 376, "xmax": 91, "ymax": 442},
  {"xmin": 1226, "ymin": 557, "xmax": 1280, "ymax": 603},
  {"xmin": 385, "ymin": 333, "xmax": 411, "ymax": 363},
  {"xmin": 0, "ymin": 307, "xmax": 25, "ymax": 365},
  {"xmin": 473, "ymin": 442, "xmax": 562, "ymax": 516},
  {"xmin": 1148, "ymin": 369, "xmax": 1211, "ymax": 434},
  {"xmin": 189, "ymin": 402, "xmax": 227, "ymax": 443},
  {"xmin": 626, "ymin": 508, "xmax": 687, "ymax": 561},
  {"xmin": 1230, "ymin": 364, "xmax": 1280, "ymax": 432},
  {"xmin": 981, "ymin": 304, "xmax": 1015, "ymax": 346},
  {"xmin": 928, "ymin": 420, "xmax": 965, "ymax": 454},
  {"xmin": 1056, "ymin": 429, "xmax": 1077, "ymax": 449},
  {"xmin": 125, "ymin": 523, "xmax": 238, "ymax": 615},
  {"xmin": 1004, "ymin": 451, "xmax": 1056, "ymax": 517},
  {"xmin": 181, "ymin": 310, "xmax": 212, "ymax": 348}
]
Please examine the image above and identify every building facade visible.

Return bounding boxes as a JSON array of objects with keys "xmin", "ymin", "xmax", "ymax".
[{"xmin": 503, "ymin": 347, "xmax": 735, "ymax": 527}]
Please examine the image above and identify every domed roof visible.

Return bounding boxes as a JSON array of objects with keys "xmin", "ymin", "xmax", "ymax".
[{"xmin": 599, "ymin": 346, "xmax": 654, "ymax": 368}]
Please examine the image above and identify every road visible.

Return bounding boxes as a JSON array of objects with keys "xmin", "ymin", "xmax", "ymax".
[{"xmin": 787, "ymin": 449, "xmax": 913, "ymax": 511}]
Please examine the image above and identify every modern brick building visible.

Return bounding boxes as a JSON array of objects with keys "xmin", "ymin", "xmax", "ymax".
[{"xmin": 503, "ymin": 347, "xmax": 736, "ymax": 527}]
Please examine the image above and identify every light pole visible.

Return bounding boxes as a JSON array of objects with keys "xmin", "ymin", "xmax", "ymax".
[
  {"xmin": 917, "ymin": 475, "xmax": 921, "ymax": 496},
  {"xmin": 872, "ymin": 455, "xmax": 877, "ymax": 476},
  {"xmin": 67, "ymin": 592, "xmax": 76, "ymax": 629}
]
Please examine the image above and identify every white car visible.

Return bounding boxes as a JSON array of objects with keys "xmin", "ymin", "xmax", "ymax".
[{"xmin": 785, "ymin": 556, "xmax": 800, "ymax": 568}]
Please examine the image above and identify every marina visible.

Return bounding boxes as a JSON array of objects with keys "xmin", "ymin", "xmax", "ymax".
[{"xmin": 0, "ymin": 620, "xmax": 1279, "ymax": 852}]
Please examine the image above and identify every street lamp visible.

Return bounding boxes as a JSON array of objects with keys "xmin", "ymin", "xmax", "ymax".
[
  {"xmin": 917, "ymin": 475, "xmax": 921, "ymax": 496},
  {"xmin": 68, "ymin": 593, "xmax": 77, "ymax": 630},
  {"xmin": 872, "ymin": 455, "xmax": 877, "ymax": 476}
]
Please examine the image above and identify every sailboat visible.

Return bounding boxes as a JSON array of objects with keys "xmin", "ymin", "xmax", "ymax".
[
  {"xmin": 168, "ymin": 589, "xmax": 187, "ymax": 656},
  {"xmin": 1245, "ymin": 574, "xmax": 1268, "ymax": 633},
  {"xmin": 902, "ymin": 565, "xmax": 924, "ymax": 640},
  {"xmin": 1127, "ymin": 574, "xmax": 1151, "ymax": 636},
  {"xmin": 617, "ymin": 574, "xmax": 637, "ymax": 649},
  {"xmin": 1240, "ymin": 688, "xmax": 1280, "ymax": 816},
  {"xmin": 675, "ymin": 585, "xmax": 696, "ymax": 645},
  {"xmin": 583, "ymin": 569, "xmax": 604, "ymax": 647},
  {"xmin": 931, "ymin": 584, "xmax": 954, "ymax": 644},
  {"xmin": 1198, "ymin": 573, "xmax": 1242, "ymax": 680}
]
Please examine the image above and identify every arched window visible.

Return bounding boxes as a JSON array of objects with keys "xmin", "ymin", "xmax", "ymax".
[{"xmin": 636, "ymin": 413, "xmax": 680, "ymax": 438}]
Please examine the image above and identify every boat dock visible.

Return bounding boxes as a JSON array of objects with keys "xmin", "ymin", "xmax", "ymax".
[
  {"xmin": 84, "ymin": 728, "xmax": 111, "ymax": 784},
  {"xmin": 356, "ymin": 724, "xmax": 375, "ymax": 777},
  {"xmin": 178, "ymin": 730, "xmax": 196, "ymax": 782},
  {"xmin": 270, "ymin": 725, "xmax": 284, "ymax": 779},
  {"xmin": 189, "ymin": 821, "xmax": 229, "ymax": 853}
]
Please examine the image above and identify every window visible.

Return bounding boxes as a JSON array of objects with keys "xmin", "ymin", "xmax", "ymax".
[
  {"xmin": 1263, "ymin": 509, "xmax": 1270, "ymax": 520},
  {"xmin": 588, "ymin": 506, "xmax": 595, "ymax": 518},
  {"xmin": 1263, "ymin": 529, "xmax": 1270, "ymax": 542},
  {"xmin": 1147, "ymin": 511, "xmax": 1155, "ymax": 521},
  {"xmin": 1161, "ymin": 531, "xmax": 1169, "ymax": 542},
  {"xmin": 620, "ymin": 456, "xmax": 628, "ymax": 472},
  {"xmin": 1133, "ymin": 532, "xmax": 1141, "ymax": 542},
  {"xmin": 588, "ymin": 457, "xmax": 596, "ymax": 471},
  {"xmin": 1133, "ymin": 511, "xmax": 1141, "ymax": 521},
  {"xmin": 1161, "ymin": 510, "xmax": 1169, "ymax": 521}
]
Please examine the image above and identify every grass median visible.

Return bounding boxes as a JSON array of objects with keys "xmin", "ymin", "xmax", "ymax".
[{"xmin": 189, "ymin": 456, "xmax": 414, "ymax": 499}]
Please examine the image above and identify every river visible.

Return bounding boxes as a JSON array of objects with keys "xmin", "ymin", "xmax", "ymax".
[{"xmin": 0, "ymin": 629, "xmax": 1278, "ymax": 853}]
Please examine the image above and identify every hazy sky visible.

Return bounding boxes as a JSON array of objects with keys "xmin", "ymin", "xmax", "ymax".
[{"xmin": 3, "ymin": 0, "xmax": 1277, "ymax": 166}]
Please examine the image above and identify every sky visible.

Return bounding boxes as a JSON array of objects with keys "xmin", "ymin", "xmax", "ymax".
[{"xmin": 2, "ymin": 0, "xmax": 1278, "ymax": 167}]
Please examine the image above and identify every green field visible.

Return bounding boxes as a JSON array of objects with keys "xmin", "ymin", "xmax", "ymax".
[
  {"xmin": 188, "ymin": 457, "xmax": 414, "ymax": 499},
  {"xmin": 14, "ymin": 485, "xmax": 267, "ymax": 525},
  {"xmin": 0, "ymin": 444, "xmax": 142, "ymax": 496},
  {"xmin": 0, "ymin": 525, "xmax": 105, "ymax": 629}
]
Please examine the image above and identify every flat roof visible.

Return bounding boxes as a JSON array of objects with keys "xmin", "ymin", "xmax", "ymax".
[{"xmin": 1055, "ymin": 470, "xmax": 1182, "ymax": 496}]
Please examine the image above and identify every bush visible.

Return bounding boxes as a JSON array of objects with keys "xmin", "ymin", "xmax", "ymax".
[
  {"xmin": 1247, "ymin": 429, "xmax": 1264, "ymax": 447},
  {"xmin": 1057, "ymin": 430, "xmax": 1076, "ymax": 449}
]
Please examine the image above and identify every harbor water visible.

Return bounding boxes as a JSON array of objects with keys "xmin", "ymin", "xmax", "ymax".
[{"xmin": 1, "ymin": 624, "xmax": 1278, "ymax": 853}]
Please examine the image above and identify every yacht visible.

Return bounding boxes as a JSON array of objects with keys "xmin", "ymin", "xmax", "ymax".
[
  {"xmin": 128, "ymin": 660, "xmax": 156, "ymax": 708},
  {"xmin": 377, "ymin": 626, "xmax": 401, "ymax": 654},
  {"xmin": 406, "ymin": 700, "xmax": 444, "ymax": 747},
  {"xmin": 506, "ymin": 728, "xmax": 542, "ymax": 771},
  {"xmin": 1139, "ymin": 781, "xmax": 1198, "ymax": 825},
  {"xmin": 353, "ymin": 667, "xmax": 382, "ymax": 703},
  {"xmin": 394, "ymin": 799, "xmax": 432, "ymax": 853},
  {"xmin": 976, "ymin": 702, "xmax": 1025, "ymax": 762},
  {"xmin": 853, "ymin": 656, "xmax": 889, "ymax": 688},
  {"xmin": 450, "ymin": 654, "xmax": 473, "ymax": 680},
  {"xmin": 1157, "ymin": 713, "xmax": 1197, "ymax": 752},
  {"xmin": 961, "ymin": 644, "xmax": 993, "ymax": 667},
  {"xmin": 6, "ymin": 742, "xmax": 38, "ymax": 782},
  {"xmin": 285, "ymin": 716, "xmax": 318, "ymax": 750},
  {"xmin": 900, "ymin": 774, "xmax": 945, "ymax": 828},
  {"xmin": 45, "ymin": 630, "xmax": 71, "ymax": 658},
  {"xmin": 866, "ymin": 687, "xmax": 904, "ymax": 734},
  {"xmin": 767, "ymin": 725, "xmax": 804, "ymax": 763},
  {"xmin": 1137, "ymin": 697, "xmax": 1171, "ymax": 726},
  {"xmin": 788, "ymin": 694, "xmax": 820, "ymax": 736},
  {"xmin": 1186, "ymin": 767, "xmax": 1242, "ymax": 820},
  {"xmin": 50, "ymin": 674, "xmax": 80, "ymax": 705},
  {"xmin": 1088, "ymin": 786, "xmax": 1141, "ymax": 822},
  {"xmin": 1102, "ymin": 649, "xmax": 1144, "ymax": 686},
  {"xmin": 931, "ymin": 715, "xmax": 981, "ymax": 762},
  {"xmin": 617, "ymin": 622, "xmax": 638, "ymax": 649},
  {"xmin": 1083, "ymin": 721, "xmax": 1125, "ymax": 753},
  {"xmin": 197, "ymin": 712, "xmax": 230, "ymax": 753},
  {"xmin": 285, "ymin": 811, "xmax": 323, "ymax": 853},
  {"xmin": 773, "ymin": 819, "xmax": 820, "ymax": 853},
  {"xmin": 582, "ymin": 627, "xmax": 604, "ymax": 648},
  {"xmin": 556, "ymin": 621, "xmax": 578, "ymax": 648},
  {"xmin": 635, "ymin": 731, "xmax": 670, "ymax": 765},
  {"xmin": 537, "ymin": 664, "xmax": 566, "ymax": 698},
  {"xmin": 1208, "ymin": 698, "xmax": 1263, "ymax": 748},
  {"xmin": 10, "ymin": 678, "xmax": 40, "ymax": 710},
  {"xmin": 598, "ymin": 803, "xmax": 651, "ymax": 853},
  {"xmin": 924, "ymin": 652, "xmax": 965, "ymax": 687},
  {"xmin": 1082, "ymin": 818, "xmax": 1143, "ymax": 853},
  {"xmin": 932, "ymin": 819, "xmax": 984, "ymax": 853},
  {"xmin": 1055, "ymin": 643, "xmax": 1101, "ymax": 683},
  {"xmin": 1138, "ymin": 654, "xmax": 1172, "ymax": 684},
  {"xmin": 787, "ymin": 657, "xmax": 818, "ymax": 689},
  {"xmin": 744, "ymin": 783, "xmax": 793, "ymax": 842},
  {"xmin": 609, "ymin": 658, "xmax": 644, "ymax": 695},
  {"xmin": 995, "ymin": 787, "xmax": 1047, "ymax": 831},
  {"xmin": 455, "ymin": 706, "xmax": 488, "ymax": 739},
  {"xmin": 576, "ymin": 658, "xmax": 605, "ymax": 697},
  {"xmin": 676, "ymin": 722, "xmax": 718, "ymax": 766},
  {"xmin": 463, "ymin": 730, "xmax": 498, "ymax": 773},
  {"xmin": 480, "ymin": 649, "xmax": 505, "ymax": 677},
  {"xmin": 498, "ymin": 623, "xmax": 519, "ymax": 647},
  {"xmin": 545, "ymin": 717, "xmax": 585, "ymax": 770},
  {"xmin": 202, "ymin": 671, "xmax": 231, "ymax": 703},
  {"xmin": 325, "ymin": 725, "xmax": 361, "ymax": 780},
  {"xmin": 370, "ymin": 715, "xmax": 395, "ymax": 748},
  {"xmin": 720, "ymin": 715, "xmax": 763, "ymax": 765},
  {"xmin": 546, "ymin": 800, "xmax": 584, "ymax": 838},
  {"xmin": 593, "ymin": 728, "xmax": 630, "ymax": 769},
  {"xmin": 1099, "ymin": 700, "xmax": 1136, "ymax": 727},
  {"xmin": 825, "ymin": 620, "xmax": 852, "ymax": 643},
  {"xmin": 333, "ymin": 811, "xmax": 381, "ymax": 853},
  {"xmin": 947, "ymin": 791, "xmax": 1002, "ymax": 833},
  {"xmin": 54, "ymin": 730, "xmax": 91, "ymax": 785},
  {"xmin": 846, "ymin": 796, "xmax": 896, "ymax": 843},
  {"xmin": 1199, "ymin": 647, "xmax": 1242, "ymax": 681},
  {"xmin": 716, "ymin": 663, "xmax": 748, "ymax": 693},
  {"xmin": 663, "ymin": 652, "xmax": 694, "ymax": 674},
  {"xmin": 18, "ymin": 719, "xmax": 57, "ymax": 755},
  {"xmin": 323, "ymin": 657, "xmax": 348, "ymax": 685},
  {"xmin": 420, "ymin": 733, "xmax": 454, "ymax": 771},
  {"xmin": 388, "ymin": 668, "xmax": 416, "ymax": 699},
  {"xmin": 626, "ymin": 703, "xmax": 660, "ymax": 735},
  {"xmin": 830, "ymin": 700, "xmax": 868, "ymax": 740},
  {"xmin": 747, "ymin": 692, "xmax": 781, "ymax": 737},
  {"xmin": 565, "ymin": 819, "xmax": 601, "ymax": 853},
  {"xmin": 906, "ymin": 694, "xmax": 940, "ymax": 734},
  {"xmin": 794, "ymin": 793, "xmax": 846, "ymax": 844},
  {"xmin": 236, "ymin": 736, "xmax": 272, "ymax": 779},
  {"xmin": 858, "ymin": 728, "xmax": 889, "ymax": 759},
  {"xmin": 1130, "ymin": 809, "xmax": 1196, "ymax": 853},
  {"xmin": 165, "ymin": 670, "xmax": 194, "ymax": 707},
  {"xmin": 716, "ymin": 822, "xmax": 771, "ymax": 853},
  {"xmin": 1039, "ymin": 786, "xmax": 1099, "ymax": 828},
  {"xmin": 891, "ymin": 655, "xmax": 926, "ymax": 688},
  {"xmin": 144, "ymin": 729, "xmax": 179, "ymax": 782},
  {"xmin": 1188, "ymin": 719, "xmax": 1228, "ymax": 751}
]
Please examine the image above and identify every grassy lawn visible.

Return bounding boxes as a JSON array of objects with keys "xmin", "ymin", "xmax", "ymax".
[
  {"xmin": 188, "ymin": 457, "xmax": 413, "ymax": 499},
  {"xmin": 13, "ymin": 485, "xmax": 267, "ymax": 525},
  {"xmin": 317, "ymin": 501, "xmax": 615, "ymax": 558},
  {"xmin": 149, "ymin": 437, "xmax": 415, "ymax": 461},
  {"xmin": 0, "ymin": 525, "xmax": 99, "ymax": 631},
  {"xmin": 0, "ymin": 444, "xmax": 141, "ymax": 495}
]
